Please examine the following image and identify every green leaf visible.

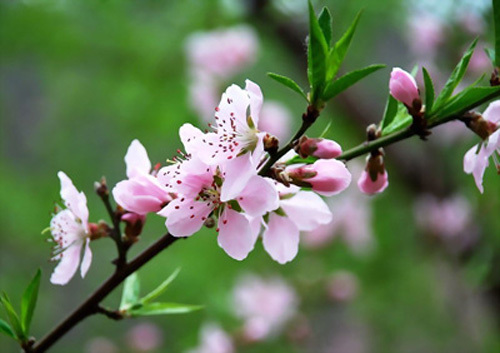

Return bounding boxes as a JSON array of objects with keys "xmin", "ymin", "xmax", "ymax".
[
  {"xmin": 21, "ymin": 269, "xmax": 41, "ymax": 335},
  {"xmin": 493, "ymin": 0, "xmax": 500, "ymax": 66},
  {"xmin": 0, "ymin": 293, "xmax": 24, "ymax": 341},
  {"xmin": 422, "ymin": 67, "xmax": 435, "ymax": 114},
  {"xmin": 485, "ymin": 48, "xmax": 495, "ymax": 64},
  {"xmin": 381, "ymin": 99, "xmax": 412, "ymax": 135},
  {"xmin": 433, "ymin": 39, "xmax": 477, "ymax": 110},
  {"xmin": 436, "ymin": 86, "xmax": 500, "ymax": 119},
  {"xmin": 322, "ymin": 64, "xmax": 385, "ymax": 101},
  {"xmin": 140, "ymin": 268, "xmax": 181, "ymax": 304},
  {"xmin": 0, "ymin": 319, "xmax": 16, "ymax": 339},
  {"xmin": 326, "ymin": 10, "xmax": 363, "ymax": 82},
  {"xmin": 267, "ymin": 73, "xmax": 308, "ymax": 102},
  {"xmin": 129, "ymin": 302, "xmax": 203, "ymax": 317},
  {"xmin": 318, "ymin": 7, "xmax": 332, "ymax": 45},
  {"xmin": 307, "ymin": 0, "xmax": 329, "ymax": 102},
  {"xmin": 119, "ymin": 273, "xmax": 140, "ymax": 311},
  {"xmin": 380, "ymin": 94, "xmax": 398, "ymax": 130}
]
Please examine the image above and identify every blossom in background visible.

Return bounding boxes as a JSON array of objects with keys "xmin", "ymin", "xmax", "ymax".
[
  {"xmin": 113, "ymin": 139, "xmax": 171, "ymax": 215},
  {"xmin": 258, "ymin": 101, "xmax": 292, "ymax": 142},
  {"xmin": 406, "ymin": 14, "xmax": 445, "ymax": 59},
  {"xmin": 85, "ymin": 337, "xmax": 118, "ymax": 353},
  {"xmin": 126, "ymin": 322, "xmax": 163, "ymax": 352},
  {"xmin": 389, "ymin": 67, "xmax": 420, "ymax": 107},
  {"xmin": 463, "ymin": 101, "xmax": 500, "ymax": 193},
  {"xmin": 327, "ymin": 271, "xmax": 359, "ymax": 302},
  {"xmin": 187, "ymin": 323, "xmax": 234, "ymax": 353},
  {"xmin": 49, "ymin": 172, "xmax": 92, "ymax": 285},
  {"xmin": 233, "ymin": 275, "xmax": 298, "ymax": 341}
]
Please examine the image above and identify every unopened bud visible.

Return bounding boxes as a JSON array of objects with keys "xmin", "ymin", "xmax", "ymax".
[
  {"xmin": 203, "ymin": 216, "xmax": 216, "ymax": 228},
  {"xmin": 296, "ymin": 136, "xmax": 342, "ymax": 159},
  {"xmin": 263, "ymin": 133, "xmax": 279, "ymax": 154},
  {"xmin": 357, "ymin": 150, "xmax": 389, "ymax": 195},
  {"xmin": 89, "ymin": 221, "xmax": 112, "ymax": 240},
  {"xmin": 122, "ymin": 212, "xmax": 145, "ymax": 240},
  {"xmin": 94, "ymin": 177, "xmax": 109, "ymax": 198},
  {"xmin": 287, "ymin": 159, "xmax": 351, "ymax": 196},
  {"xmin": 389, "ymin": 67, "xmax": 420, "ymax": 107}
]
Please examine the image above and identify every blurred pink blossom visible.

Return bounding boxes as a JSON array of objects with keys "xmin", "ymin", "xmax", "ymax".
[
  {"xmin": 407, "ymin": 15, "xmax": 445, "ymax": 59},
  {"xmin": 233, "ymin": 275, "xmax": 298, "ymax": 341},
  {"xmin": 468, "ymin": 42, "xmax": 491, "ymax": 74},
  {"xmin": 126, "ymin": 322, "xmax": 163, "ymax": 352},
  {"xmin": 187, "ymin": 323, "xmax": 234, "ymax": 353},
  {"xmin": 85, "ymin": 337, "xmax": 118, "ymax": 353},
  {"xmin": 258, "ymin": 101, "xmax": 292, "ymax": 142},
  {"xmin": 327, "ymin": 271, "xmax": 359, "ymax": 302}
]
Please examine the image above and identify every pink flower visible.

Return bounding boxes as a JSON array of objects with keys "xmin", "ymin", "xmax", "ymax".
[
  {"xmin": 357, "ymin": 169, "xmax": 388, "ymax": 195},
  {"xmin": 157, "ymin": 156, "xmax": 279, "ymax": 261},
  {"xmin": 49, "ymin": 172, "xmax": 92, "ymax": 285},
  {"xmin": 463, "ymin": 101, "xmax": 500, "ymax": 193},
  {"xmin": 260, "ymin": 183, "xmax": 332, "ymax": 264},
  {"xmin": 112, "ymin": 140, "xmax": 171, "ymax": 215},
  {"xmin": 187, "ymin": 323, "xmax": 234, "ymax": 353},
  {"xmin": 232, "ymin": 275, "xmax": 298, "ymax": 341},
  {"xmin": 181, "ymin": 80, "xmax": 265, "ymax": 164},
  {"xmin": 287, "ymin": 159, "xmax": 351, "ymax": 196},
  {"xmin": 297, "ymin": 137, "xmax": 342, "ymax": 159},
  {"xmin": 389, "ymin": 67, "xmax": 420, "ymax": 107},
  {"xmin": 258, "ymin": 101, "xmax": 292, "ymax": 142},
  {"xmin": 126, "ymin": 322, "xmax": 163, "ymax": 352}
]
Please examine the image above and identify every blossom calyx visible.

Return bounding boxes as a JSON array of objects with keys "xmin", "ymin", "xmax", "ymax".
[
  {"xmin": 357, "ymin": 149, "xmax": 389, "ymax": 195},
  {"xmin": 286, "ymin": 159, "xmax": 351, "ymax": 196},
  {"xmin": 389, "ymin": 68, "xmax": 420, "ymax": 108},
  {"xmin": 296, "ymin": 136, "xmax": 342, "ymax": 159},
  {"xmin": 462, "ymin": 111, "xmax": 498, "ymax": 140}
]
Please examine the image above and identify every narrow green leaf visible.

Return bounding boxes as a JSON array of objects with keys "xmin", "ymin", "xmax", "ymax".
[
  {"xmin": 267, "ymin": 73, "xmax": 308, "ymax": 102},
  {"xmin": 0, "ymin": 319, "xmax": 16, "ymax": 339},
  {"xmin": 129, "ymin": 302, "xmax": 203, "ymax": 317},
  {"xmin": 380, "ymin": 94, "xmax": 398, "ymax": 130},
  {"xmin": 322, "ymin": 64, "xmax": 385, "ymax": 101},
  {"xmin": 436, "ymin": 86, "xmax": 500, "ymax": 118},
  {"xmin": 493, "ymin": 0, "xmax": 500, "ymax": 66},
  {"xmin": 307, "ymin": 0, "xmax": 329, "ymax": 102},
  {"xmin": 381, "ymin": 99, "xmax": 412, "ymax": 135},
  {"xmin": 21, "ymin": 269, "xmax": 41, "ymax": 335},
  {"xmin": 141, "ymin": 268, "xmax": 181, "ymax": 305},
  {"xmin": 0, "ymin": 293, "xmax": 24, "ymax": 340},
  {"xmin": 326, "ymin": 10, "xmax": 363, "ymax": 82},
  {"xmin": 485, "ymin": 48, "xmax": 495, "ymax": 65},
  {"xmin": 319, "ymin": 120, "xmax": 332, "ymax": 138},
  {"xmin": 433, "ymin": 39, "xmax": 478, "ymax": 110},
  {"xmin": 318, "ymin": 7, "xmax": 333, "ymax": 45},
  {"xmin": 119, "ymin": 273, "xmax": 140, "ymax": 311},
  {"xmin": 422, "ymin": 67, "xmax": 435, "ymax": 114}
]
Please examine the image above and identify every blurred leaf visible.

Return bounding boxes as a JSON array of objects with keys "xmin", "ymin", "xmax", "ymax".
[
  {"xmin": 485, "ymin": 48, "xmax": 495, "ymax": 64},
  {"xmin": 322, "ymin": 64, "xmax": 385, "ymax": 100},
  {"xmin": 433, "ymin": 39, "xmax": 477, "ymax": 110},
  {"xmin": 326, "ymin": 10, "xmax": 362, "ymax": 82},
  {"xmin": 129, "ymin": 302, "xmax": 203, "ymax": 317},
  {"xmin": 0, "ymin": 319, "xmax": 16, "ymax": 339},
  {"xmin": 0, "ymin": 293, "xmax": 24, "ymax": 341},
  {"xmin": 380, "ymin": 94, "xmax": 398, "ymax": 130},
  {"xmin": 267, "ymin": 73, "xmax": 308, "ymax": 102},
  {"xmin": 119, "ymin": 273, "xmax": 140, "ymax": 311},
  {"xmin": 307, "ymin": 0, "xmax": 329, "ymax": 103},
  {"xmin": 141, "ymin": 268, "xmax": 181, "ymax": 304},
  {"xmin": 493, "ymin": 0, "xmax": 500, "ymax": 66},
  {"xmin": 285, "ymin": 155, "xmax": 317, "ymax": 165},
  {"xmin": 318, "ymin": 7, "xmax": 333, "ymax": 45},
  {"xmin": 436, "ymin": 86, "xmax": 500, "ymax": 118},
  {"xmin": 422, "ymin": 67, "xmax": 435, "ymax": 114},
  {"xmin": 21, "ymin": 269, "xmax": 41, "ymax": 335},
  {"xmin": 319, "ymin": 120, "xmax": 332, "ymax": 138}
]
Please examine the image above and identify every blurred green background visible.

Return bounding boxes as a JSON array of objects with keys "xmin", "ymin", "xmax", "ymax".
[{"xmin": 1, "ymin": 0, "xmax": 500, "ymax": 352}]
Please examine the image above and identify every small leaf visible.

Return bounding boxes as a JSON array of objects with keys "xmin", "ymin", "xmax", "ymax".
[
  {"xmin": 21, "ymin": 269, "xmax": 41, "ymax": 335},
  {"xmin": 318, "ymin": 7, "xmax": 333, "ymax": 45},
  {"xmin": 267, "ymin": 73, "xmax": 308, "ymax": 102},
  {"xmin": 0, "ymin": 319, "xmax": 16, "ymax": 339},
  {"xmin": 381, "ymin": 99, "xmax": 412, "ymax": 135},
  {"xmin": 319, "ymin": 120, "xmax": 332, "ymax": 138},
  {"xmin": 0, "ymin": 293, "xmax": 24, "ymax": 341},
  {"xmin": 493, "ymin": 0, "xmax": 500, "ymax": 66},
  {"xmin": 433, "ymin": 39, "xmax": 477, "ymax": 110},
  {"xmin": 129, "ymin": 302, "xmax": 203, "ymax": 317},
  {"xmin": 485, "ymin": 48, "xmax": 495, "ymax": 65},
  {"xmin": 326, "ymin": 10, "xmax": 363, "ymax": 82},
  {"xmin": 422, "ymin": 67, "xmax": 435, "ymax": 114},
  {"xmin": 322, "ymin": 64, "xmax": 385, "ymax": 101},
  {"xmin": 119, "ymin": 273, "xmax": 140, "ymax": 311},
  {"xmin": 380, "ymin": 94, "xmax": 398, "ymax": 130},
  {"xmin": 307, "ymin": 0, "xmax": 329, "ymax": 102},
  {"xmin": 141, "ymin": 268, "xmax": 181, "ymax": 305},
  {"xmin": 436, "ymin": 86, "xmax": 500, "ymax": 119}
]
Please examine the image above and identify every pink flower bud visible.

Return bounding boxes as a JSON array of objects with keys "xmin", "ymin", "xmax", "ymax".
[
  {"xmin": 389, "ymin": 68, "xmax": 420, "ymax": 107},
  {"xmin": 357, "ymin": 169, "xmax": 388, "ymax": 195},
  {"xmin": 298, "ymin": 137, "xmax": 342, "ymax": 159},
  {"xmin": 287, "ymin": 159, "xmax": 351, "ymax": 196}
]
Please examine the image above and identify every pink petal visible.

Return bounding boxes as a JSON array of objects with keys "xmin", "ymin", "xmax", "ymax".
[
  {"xmin": 483, "ymin": 100, "xmax": 500, "ymax": 124},
  {"xmin": 125, "ymin": 139, "xmax": 152, "ymax": 178},
  {"xmin": 80, "ymin": 238, "xmax": 92, "ymax": 278},
  {"xmin": 238, "ymin": 176, "xmax": 279, "ymax": 217},
  {"xmin": 463, "ymin": 145, "xmax": 478, "ymax": 174},
  {"xmin": 262, "ymin": 213, "xmax": 300, "ymax": 264},
  {"xmin": 50, "ymin": 241, "xmax": 83, "ymax": 285},
  {"xmin": 160, "ymin": 198, "xmax": 213, "ymax": 237},
  {"xmin": 220, "ymin": 154, "xmax": 255, "ymax": 202},
  {"xmin": 50, "ymin": 209, "xmax": 85, "ymax": 245},
  {"xmin": 217, "ymin": 209, "xmax": 255, "ymax": 260},
  {"xmin": 245, "ymin": 79, "xmax": 263, "ymax": 127},
  {"xmin": 280, "ymin": 191, "xmax": 332, "ymax": 231},
  {"xmin": 357, "ymin": 169, "xmax": 389, "ymax": 195},
  {"xmin": 58, "ymin": 171, "xmax": 89, "ymax": 230}
]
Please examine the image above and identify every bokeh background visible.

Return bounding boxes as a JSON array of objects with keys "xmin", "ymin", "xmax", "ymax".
[{"xmin": 1, "ymin": 0, "xmax": 500, "ymax": 352}]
